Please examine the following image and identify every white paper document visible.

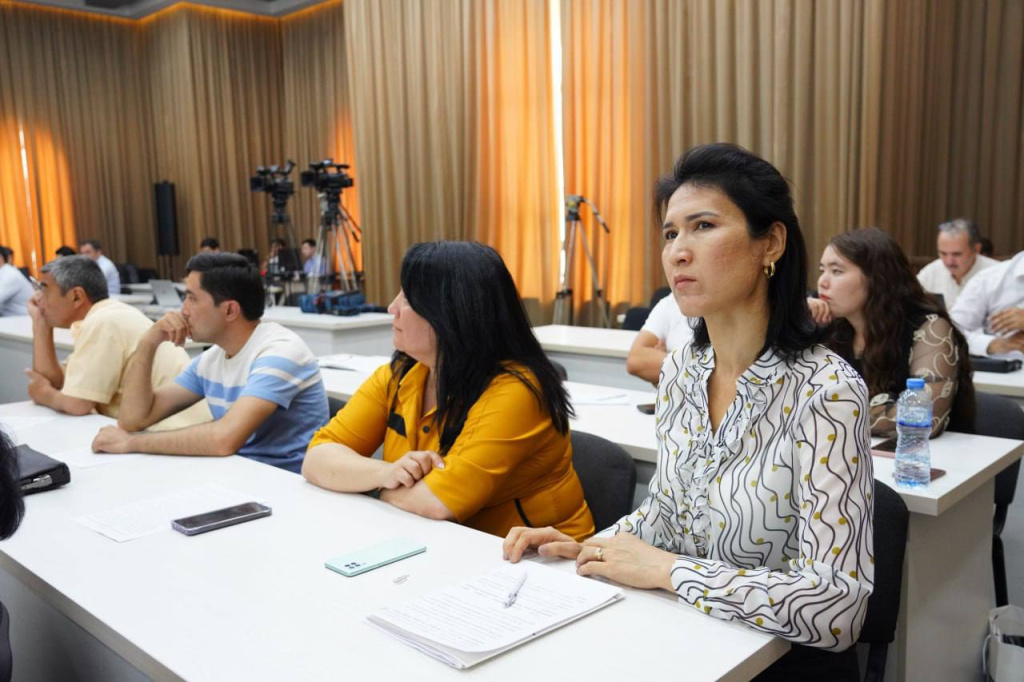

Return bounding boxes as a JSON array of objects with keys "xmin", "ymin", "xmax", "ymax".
[
  {"xmin": 0, "ymin": 416, "xmax": 57, "ymax": 438},
  {"xmin": 75, "ymin": 484, "xmax": 261, "ymax": 542},
  {"xmin": 318, "ymin": 354, "xmax": 392, "ymax": 373},
  {"xmin": 367, "ymin": 561, "xmax": 623, "ymax": 668},
  {"xmin": 12, "ymin": 413, "xmax": 114, "ymax": 453}
]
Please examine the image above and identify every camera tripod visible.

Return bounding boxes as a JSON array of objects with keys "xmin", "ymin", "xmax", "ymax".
[
  {"xmin": 309, "ymin": 190, "xmax": 362, "ymax": 293},
  {"xmin": 552, "ymin": 195, "xmax": 612, "ymax": 328},
  {"xmin": 266, "ymin": 194, "xmax": 301, "ymax": 303}
]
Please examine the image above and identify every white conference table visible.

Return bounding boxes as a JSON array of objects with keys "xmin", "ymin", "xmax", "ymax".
[
  {"xmin": 973, "ymin": 368, "xmax": 1024, "ymax": 407},
  {"xmin": 564, "ymin": 387, "xmax": 1021, "ymax": 682},
  {"xmin": 0, "ymin": 402, "xmax": 786, "ymax": 682},
  {"xmin": 322, "ymin": 360, "xmax": 1023, "ymax": 682},
  {"xmin": 140, "ymin": 306, "xmax": 395, "ymax": 357},
  {"xmin": 532, "ymin": 324, "xmax": 652, "ymax": 391},
  {"xmin": 0, "ymin": 316, "xmax": 206, "ymax": 405},
  {"xmin": 111, "ymin": 293, "xmax": 154, "ymax": 309},
  {"xmin": 260, "ymin": 307, "xmax": 395, "ymax": 357},
  {"xmin": 125, "ymin": 282, "xmax": 185, "ymax": 295}
]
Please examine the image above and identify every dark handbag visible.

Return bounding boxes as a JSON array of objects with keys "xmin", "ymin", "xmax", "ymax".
[
  {"xmin": 15, "ymin": 444, "xmax": 70, "ymax": 495},
  {"xmin": 971, "ymin": 355, "xmax": 1024, "ymax": 374}
]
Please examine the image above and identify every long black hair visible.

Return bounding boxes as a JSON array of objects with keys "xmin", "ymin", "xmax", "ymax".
[
  {"xmin": 0, "ymin": 430, "xmax": 24, "ymax": 540},
  {"xmin": 653, "ymin": 143, "xmax": 817, "ymax": 357},
  {"xmin": 391, "ymin": 242, "xmax": 573, "ymax": 454},
  {"xmin": 825, "ymin": 227, "xmax": 975, "ymax": 432}
]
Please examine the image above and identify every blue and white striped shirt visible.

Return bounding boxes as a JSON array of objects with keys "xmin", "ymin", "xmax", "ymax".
[{"xmin": 175, "ymin": 322, "xmax": 329, "ymax": 473}]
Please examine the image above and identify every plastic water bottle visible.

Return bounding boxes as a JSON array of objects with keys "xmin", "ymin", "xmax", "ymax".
[{"xmin": 894, "ymin": 378, "xmax": 932, "ymax": 488}]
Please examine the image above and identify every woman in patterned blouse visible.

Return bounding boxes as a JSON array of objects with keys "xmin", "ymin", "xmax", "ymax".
[
  {"xmin": 505, "ymin": 143, "xmax": 874, "ymax": 680},
  {"xmin": 815, "ymin": 227, "xmax": 975, "ymax": 437}
]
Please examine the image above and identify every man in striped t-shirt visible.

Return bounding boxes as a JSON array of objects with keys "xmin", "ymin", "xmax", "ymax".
[{"xmin": 92, "ymin": 253, "xmax": 328, "ymax": 473}]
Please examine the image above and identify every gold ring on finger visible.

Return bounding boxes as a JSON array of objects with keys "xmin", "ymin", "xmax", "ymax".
[{"xmin": 595, "ymin": 547, "xmax": 604, "ymax": 562}]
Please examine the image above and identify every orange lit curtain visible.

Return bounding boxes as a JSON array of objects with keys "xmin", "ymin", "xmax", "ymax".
[
  {"xmin": 343, "ymin": 0, "xmax": 560, "ymax": 312},
  {"xmin": 560, "ymin": 0, "xmax": 875, "ymax": 308},
  {"xmin": 469, "ymin": 0, "xmax": 562, "ymax": 322},
  {"xmin": 869, "ymin": 0, "xmax": 1024, "ymax": 259},
  {"xmin": 561, "ymin": 0, "xmax": 1024, "ymax": 310},
  {"xmin": 143, "ymin": 6, "xmax": 285, "ymax": 269},
  {"xmin": 0, "ymin": 1, "xmax": 89, "ymax": 273},
  {"xmin": 281, "ymin": 0, "xmax": 362, "ymax": 274}
]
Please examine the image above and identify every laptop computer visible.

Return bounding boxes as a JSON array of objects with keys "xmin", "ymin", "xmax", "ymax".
[{"xmin": 150, "ymin": 280, "xmax": 183, "ymax": 311}]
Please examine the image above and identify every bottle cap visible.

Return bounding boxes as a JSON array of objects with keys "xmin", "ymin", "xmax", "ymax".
[{"xmin": 906, "ymin": 378, "xmax": 925, "ymax": 390}]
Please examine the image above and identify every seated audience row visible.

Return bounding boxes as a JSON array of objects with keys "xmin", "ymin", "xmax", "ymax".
[{"xmin": 23, "ymin": 143, "xmax": 1020, "ymax": 680}]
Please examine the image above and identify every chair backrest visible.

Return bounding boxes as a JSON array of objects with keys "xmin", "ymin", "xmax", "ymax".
[
  {"xmin": 859, "ymin": 480, "xmax": 909, "ymax": 646},
  {"xmin": 973, "ymin": 392, "xmax": 1024, "ymax": 507},
  {"xmin": 649, "ymin": 286, "xmax": 671, "ymax": 309},
  {"xmin": 115, "ymin": 263, "xmax": 130, "ymax": 287},
  {"xmin": 570, "ymin": 431, "xmax": 637, "ymax": 531},
  {"xmin": 621, "ymin": 307, "xmax": 649, "ymax": 331},
  {"xmin": 0, "ymin": 601, "xmax": 11, "ymax": 682},
  {"xmin": 122, "ymin": 262, "xmax": 141, "ymax": 284}
]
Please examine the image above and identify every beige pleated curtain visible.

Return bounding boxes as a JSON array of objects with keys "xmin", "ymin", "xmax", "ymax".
[{"xmin": 1, "ymin": 0, "xmax": 1022, "ymax": 313}]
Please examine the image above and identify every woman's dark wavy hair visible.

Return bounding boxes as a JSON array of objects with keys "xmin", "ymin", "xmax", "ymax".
[
  {"xmin": 653, "ymin": 143, "xmax": 817, "ymax": 357},
  {"xmin": 824, "ymin": 227, "xmax": 975, "ymax": 430},
  {"xmin": 390, "ymin": 242, "xmax": 573, "ymax": 455},
  {"xmin": 0, "ymin": 430, "xmax": 25, "ymax": 540}
]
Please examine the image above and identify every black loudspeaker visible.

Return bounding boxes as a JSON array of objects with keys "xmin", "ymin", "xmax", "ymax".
[{"xmin": 154, "ymin": 181, "xmax": 179, "ymax": 256}]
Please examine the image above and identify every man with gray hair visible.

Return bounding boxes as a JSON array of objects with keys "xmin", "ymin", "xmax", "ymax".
[
  {"xmin": 917, "ymin": 218, "xmax": 997, "ymax": 308},
  {"xmin": 26, "ymin": 256, "xmax": 209, "ymax": 428}
]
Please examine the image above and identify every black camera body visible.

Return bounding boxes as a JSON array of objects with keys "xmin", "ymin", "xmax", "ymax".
[
  {"xmin": 251, "ymin": 162, "xmax": 296, "ymax": 197},
  {"xmin": 251, "ymin": 161, "xmax": 297, "ymax": 224},
  {"xmin": 301, "ymin": 159, "xmax": 354, "ymax": 193}
]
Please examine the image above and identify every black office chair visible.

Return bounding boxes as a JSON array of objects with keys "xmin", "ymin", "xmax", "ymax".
[
  {"xmin": 0, "ymin": 601, "xmax": 11, "ymax": 682},
  {"xmin": 114, "ymin": 263, "xmax": 130, "ymax": 293},
  {"xmin": 621, "ymin": 307, "xmax": 650, "ymax": 331},
  {"xmin": 973, "ymin": 392, "xmax": 1024, "ymax": 607},
  {"xmin": 121, "ymin": 262, "xmax": 141, "ymax": 285},
  {"xmin": 649, "ymin": 286, "xmax": 671, "ymax": 309},
  {"xmin": 570, "ymin": 431, "xmax": 637, "ymax": 531},
  {"xmin": 858, "ymin": 480, "xmax": 909, "ymax": 682},
  {"xmin": 137, "ymin": 267, "xmax": 158, "ymax": 283}
]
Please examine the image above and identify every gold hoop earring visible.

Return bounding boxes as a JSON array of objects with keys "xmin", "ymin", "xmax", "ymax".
[{"xmin": 763, "ymin": 262, "xmax": 776, "ymax": 279}]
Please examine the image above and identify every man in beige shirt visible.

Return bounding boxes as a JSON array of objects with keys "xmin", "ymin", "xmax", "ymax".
[{"xmin": 26, "ymin": 256, "xmax": 209, "ymax": 429}]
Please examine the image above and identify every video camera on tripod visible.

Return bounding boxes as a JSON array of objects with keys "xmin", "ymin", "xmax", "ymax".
[
  {"xmin": 250, "ymin": 161, "xmax": 296, "ymax": 225},
  {"xmin": 300, "ymin": 159, "xmax": 354, "ymax": 195}
]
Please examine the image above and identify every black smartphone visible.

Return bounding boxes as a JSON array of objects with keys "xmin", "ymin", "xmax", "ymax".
[
  {"xmin": 172, "ymin": 502, "xmax": 272, "ymax": 536},
  {"xmin": 636, "ymin": 403, "xmax": 656, "ymax": 415},
  {"xmin": 872, "ymin": 437, "xmax": 898, "ymax": 454}
]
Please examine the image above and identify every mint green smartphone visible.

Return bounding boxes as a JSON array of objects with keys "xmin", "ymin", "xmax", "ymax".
[{"xmin": 325, "ymin": 538, "xmax": 426, "ymax": 577}]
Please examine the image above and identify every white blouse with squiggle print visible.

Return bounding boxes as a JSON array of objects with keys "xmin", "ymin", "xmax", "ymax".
[{"xmin": 610, "ymin": 343, "xmax": 874, "ymax": 651}]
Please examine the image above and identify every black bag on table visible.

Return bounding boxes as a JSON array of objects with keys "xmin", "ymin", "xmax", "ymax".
[{"xmin": 15, "ymin": 444, "xmax": 70, "ymax": 495}]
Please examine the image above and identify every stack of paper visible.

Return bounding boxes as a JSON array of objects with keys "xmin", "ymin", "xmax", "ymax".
[{"xmin": 368, "ymin": 561, "xmax": 622, "ymax": 668}]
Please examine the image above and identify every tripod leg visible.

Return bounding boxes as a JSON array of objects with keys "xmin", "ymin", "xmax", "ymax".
[
  {"xmin": 576, "ymin": 222, "xmax": 611, "ymax": 328},
  {"xmin": 554, "ymin": 219, "xmax": 579, "ymax": 326},
  {"xmin": 340, "ymin": 219, "xmax": 359, "ymax": 291}
]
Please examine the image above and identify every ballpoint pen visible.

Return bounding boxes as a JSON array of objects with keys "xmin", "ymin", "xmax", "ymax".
[{"xmin": 504, "ymin": 571, "xmax": 528, "ymax": 608}]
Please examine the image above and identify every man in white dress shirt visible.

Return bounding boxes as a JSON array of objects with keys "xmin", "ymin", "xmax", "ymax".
[
  {"xmin": 0, "ymin": 246, "xmax": 33, "ymax": 317},
  {"xmin": 950, "ymin": 249, "xmax": 1024, "ymax": 357},
  {"xmin": 78, "ymin": 239, "xmax": 120, "ymax": 296},
  {"xmin": 626, "ymin": 292, "xmax": 694, "ymax": 384},
  {"xmin": 916, "ymin": 218, "xmax": 997, "ymax": 309}
]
